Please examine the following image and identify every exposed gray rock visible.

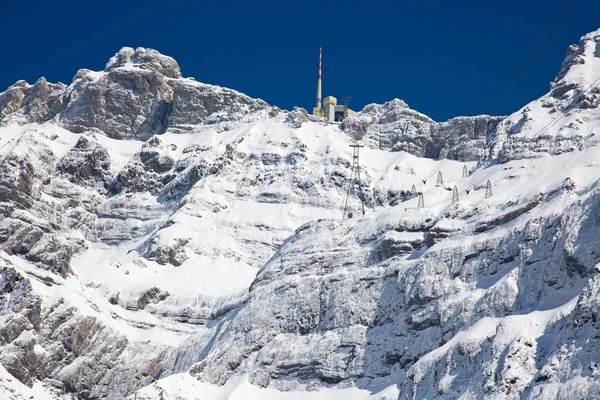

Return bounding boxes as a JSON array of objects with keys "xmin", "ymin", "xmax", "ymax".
[
  {"xmin": 495, "ymin": 29, "xmax": 600, "ymax": 162},
  {"xmin": 56, "ymin": 136, "xmax": 112, "ymax": 191},
  {"xmin": 137, "ymin": 287, "xmax": 170, "ymax": 310},
  {"xmin": 0, "ymin": 265, "xmax": 175, "ymax": 399},
  {"xmin": 342, "ymin": 99, "xmax": 435, "ymax": 157},
  {"xmin": 105, "ymin": 47, "xmax": 182, "ymax": 79},
  {"xmin": 0, "ymin": 218, "xmax": 73, "ymax": 277},
  {"xmin": 430, "ymin": 115, "xmax": 505, "ymax": 160},
  {"xmin": 185, "ymin": 187, "xmax": 600, "ymax": 398},
  {"xmin": 168, "ymin": 80, "xmax": 268, "ymax": 130},
  {"xmin": 57, "ymin": 65, "xmax": 174, "ymax": 139},
  {"xmin": 0, "ymin": 47, "xmax": 269, "ymax": 140},
  {"xmin": 343, "ymin": 99, "xmax": 505, "ymax": 161},
  {"xmin": 284, "ymin": 107, "xmax": 310, "ymax": 128},
  {"xmin": 109, "ymin": 143, "xmax": 176, "ymax": 196},
  {"xmin": 143, "ymin": 238, "xmax": 190, "ymax": 267},
  {"xmin": 0, "ymin": 31, "xmax": 600, "ymax": 400},
  {"xmin": 0, "ymin": 79, "xmax": 66, "ymax": 126}
]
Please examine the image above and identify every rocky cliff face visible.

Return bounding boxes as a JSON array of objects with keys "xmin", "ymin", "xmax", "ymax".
[
  {"xmin": 494, "ymin": 28, "xmax": 600, "ymax": 162},
  {"xmin": 343, "ymin": 28, "xmax": 600, "ymax": 164},
  {"xmin": 187, "ymin": 161, "xmax": 600, "ymax": 398},
  {"xmin": 0, "ymin": 48, "xmax": 426, "ymax": 397},
  {"xmin": 0, "ymin": 78, "xmax": 67, "ymax": 127},
  {"xmin": 0, "ymin": 29, "xmax": 600, "ymax": 400},
  {"xmin": 0, "ymin": 47, "xmax": 268, "ymax": 139},
  {"xmin": 342, "ymin": 98, "xmax": 504, "ymax": 162}
]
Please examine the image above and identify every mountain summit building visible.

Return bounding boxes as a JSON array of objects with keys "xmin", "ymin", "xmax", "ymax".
[{"xmin": 312, "ymin": 48, "xmax": 355, "ymax": 122}]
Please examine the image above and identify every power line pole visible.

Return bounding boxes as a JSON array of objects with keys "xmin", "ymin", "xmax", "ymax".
[
  {"xmin": 485, "ymin": 180, "xmax": 493, "ymax": 198},
  {"xmin": 452, "ymin": 185, "xmax": 459, "ymax": 204},
  {"xmin": 342, "ymin": 97, "xmax": 351, "ymax": 119},
  {"xmin": 343, "ymin": 143, "xmax": 366, "ymax": 219}
]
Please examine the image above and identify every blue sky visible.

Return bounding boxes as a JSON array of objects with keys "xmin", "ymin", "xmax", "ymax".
[{"xmin": 1, "ymin": 0, "xmax": 598, "ymax": 121}]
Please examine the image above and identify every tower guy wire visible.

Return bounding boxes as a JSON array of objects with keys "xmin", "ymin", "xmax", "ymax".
[{"xmin": 343, "ymin": 143, "xmax": 366, "ymax": 219}]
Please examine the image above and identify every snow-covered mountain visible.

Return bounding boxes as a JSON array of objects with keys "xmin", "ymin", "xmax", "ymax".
[{"xmin": 0, "ymin": 27, "xmax": 599, "ymax": 399}]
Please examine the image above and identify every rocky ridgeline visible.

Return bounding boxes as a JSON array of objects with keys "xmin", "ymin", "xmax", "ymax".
[
  {"xmin": 2, "ymin": 35, "xmax": 599, "ymax": 165},
  {"xmin": 0, "ymin": 47, "xmax": 268, "ymax": 139},
  {"xmin": 494, "ymin": 29, "xmax": 600, "ymax": 162},
  {"xmin": 342, "ymin": 29, "xmax": 600, "ymax": 164},
  {"xmin": 342, "ymin": 98, "xmax": 505, "ymax": 162},
  {"xmin": 0, "ymin": 47, "xmax": 271, "ymax": 278},
  {"xmin": 0, "ymin": 47, "xmax": 409, "ymax": 400},
  {"xmin": 0, "ymin": 29, "xmax": 600, "ymax": 400}
]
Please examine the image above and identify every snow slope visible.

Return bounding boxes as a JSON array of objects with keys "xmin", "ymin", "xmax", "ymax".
[{"xmin": 0, "ymin": 29, "xmax": 599, "ymax": 400}]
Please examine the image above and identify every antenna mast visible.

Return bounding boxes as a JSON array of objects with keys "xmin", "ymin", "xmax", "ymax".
[{"xmin": 316, "ymin": 47, "xmax": 322, "ymax": 109}]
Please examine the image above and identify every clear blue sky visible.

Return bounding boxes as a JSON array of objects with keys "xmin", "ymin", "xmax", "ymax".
[{"xmin": 1, "ymin": 0, "xmax": 598, "ymax": 121}]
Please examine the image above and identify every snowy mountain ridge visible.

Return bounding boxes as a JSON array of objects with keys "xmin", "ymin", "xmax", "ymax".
[{"xmin": 0, "ymin": 28, "xmax": 599, "ymax": 399}]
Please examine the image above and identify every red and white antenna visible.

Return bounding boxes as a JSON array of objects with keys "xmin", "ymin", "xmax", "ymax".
[{"xmin": 316, "ymin": 47, "xmax": 322, "ymax": 109}]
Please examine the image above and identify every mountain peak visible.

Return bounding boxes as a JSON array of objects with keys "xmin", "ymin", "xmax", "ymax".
[
  {"xmin": 552, "ymin": 27, "xmax": 600, "ymax": 91},
  {"xmin": 104, "ymin": 47, "xmax": 182, "ymax": 79}
]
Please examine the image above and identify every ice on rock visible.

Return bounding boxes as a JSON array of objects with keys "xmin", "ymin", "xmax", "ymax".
[
  {"xmin": 0, "ymin": 29, "xmax": 599, "ymax": 400},
  {"xmin": 105, "ymin": 47, "xmax": 183, "ymax": 79}
]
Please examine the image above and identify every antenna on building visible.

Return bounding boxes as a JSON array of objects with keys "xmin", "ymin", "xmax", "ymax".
[
  {"xmin": 485, "ymin": 180, "xmax": 493, "ymax": 198},
  {"xmin": 316, "ymin": 47, "xmax": 322, "ymax": 110},
  {"xmin": 343, "ymin": 143, "xmax": 366, "ymax": 219},
  {"xmin": 436, "ymin": 171, "xmax": 443, "ymax": 187}
]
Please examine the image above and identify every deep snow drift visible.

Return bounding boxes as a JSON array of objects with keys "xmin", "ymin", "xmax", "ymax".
[{"xmin": 0, "ymin": 29, "xmax": 599, "ymax": 400}]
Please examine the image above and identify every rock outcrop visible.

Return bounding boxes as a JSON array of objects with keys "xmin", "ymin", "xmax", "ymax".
[
  {"xmin": 342, "ymin": 99, "xmax": 504, "ymax": 162},
  {"xmin": 495, "ymin": 28, "xmax": 600, "ymax": 162},
  {"xmin": 342, "ymin": 99, "xmax": 435, "ymax": 156},
  {"xmin": 0, "ymin": 47, "xmax": 268, "ymax": 140},
  {"xmin": 0, "ymin": 29, "xmax": 599, "ymax": 400}
]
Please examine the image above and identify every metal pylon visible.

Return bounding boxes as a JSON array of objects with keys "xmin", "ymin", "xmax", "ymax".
[
  {"xmin": 343, "ymin": 143, "xmax": 366, "ymax": 219},
  {"xmin": 462, "ymin": 165, "xmax": 468, "ymax": 178},
  {"xmin": 342, "ymin": 98, "xmax": 351, "ymax": 119},
  {"xmin": 452, "ymin": 185, "xmax": 459, "ymax": 204},
  {"xmin": 411, "ymin": 184, "xmax": 417, "ymax": 198},
  {"xmin": 418, "ymin": 193, "xmax": 424, "ymax": 208},
  {"xmin": 436, "ymin": 171, "xmax": 443, "ymax": 187},
  {"xmin": 485, "ymin": 180, "xmax": 493, "ymax": 198}
]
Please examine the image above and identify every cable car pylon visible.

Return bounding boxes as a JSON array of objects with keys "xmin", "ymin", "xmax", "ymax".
[
  {"xmin": 343, "ymin": 143, "xmax": 366, "ymax": 219},
  {"xmin": 485, "ymin": 180, "xmax": 493, "ymax": 198},
  {"xmin": 452, "ymin": 185, "xmax": 459, "ymax": 204}
]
